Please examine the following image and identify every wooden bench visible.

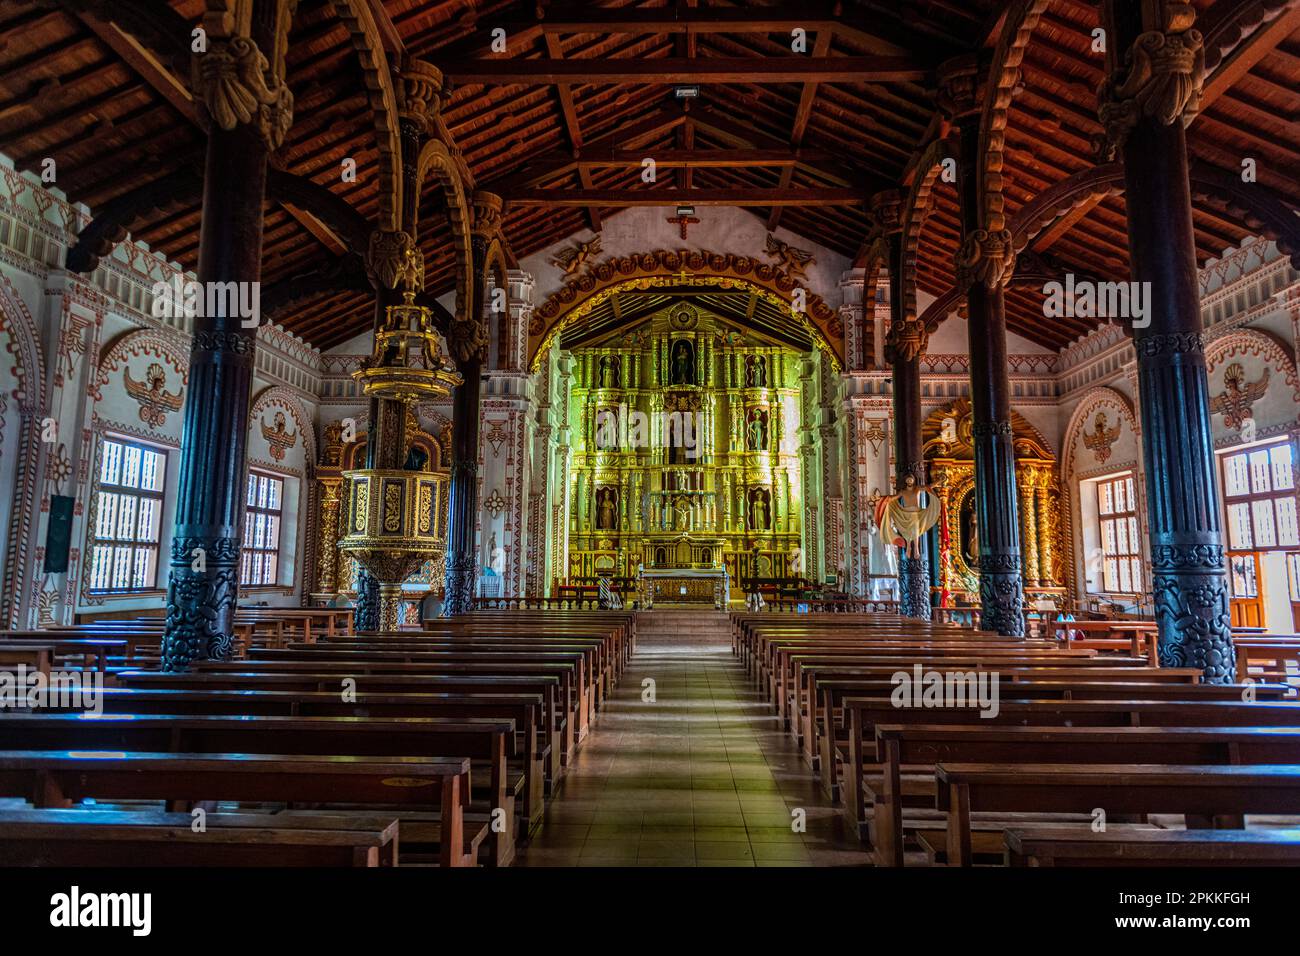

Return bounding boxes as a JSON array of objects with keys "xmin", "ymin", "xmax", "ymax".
[
  {"xmin": 0, "ymin": 809, "xmax": 398, "ymax": 867},
  {"xmin": 0, "ymin": 643, "xmax": 52, "ymax": 677},
  {"xmin": 839, "ymin": 696, "xmax": 1300, "ymax": 841},
  {"xmin": 1004, "ymin": 826, "xmax": 1300, "ymax": 866},
  {"xmin": 0, "ymin": 711, "xmax": 517, "ymax": 866},
  {"xmin": 937, "ymin": 762, "xmax": 1300, "ymax": 866},
  {"xmin": 871, "ymin": 724, "xmax": 1300, "ymax": 866},
  {"xmin": 0, "ymin": 749, "xmax": 473, "ymax": 867}
]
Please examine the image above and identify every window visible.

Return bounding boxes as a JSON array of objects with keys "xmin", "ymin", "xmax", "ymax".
[
  {"xmin": 1221, "ymin": 441, "xmax": 1298, "ymax": 552},
  {"xmin": 1097, "ymin": 473, "xmax": 1142, "ymax": 594},
  {"xmin": 241, "ymin": 471, "xmax": 283, "ymax": 586},
  {"xmin": 89, "ymin": 438, "xmax": 166, "ymax": 592}
]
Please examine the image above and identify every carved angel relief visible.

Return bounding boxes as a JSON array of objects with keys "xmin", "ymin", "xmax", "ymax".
[
  {"xmin": 1211, "ymin": 363, "xmax": 1269, "ymax": 431},
  {"xmin": 764, "ymin": 234, "xmax": 815, "ymax": 279},
  {"xmin": 552, "ymin": 236, "xmax": 602, "ymax": 277},
  {"xmin": 261, "ymin": 410, "xmax": 297, "ymax": 461},
  {"xmin": 1083, "ymin": 410, "xmax": 1121, "ymax": 464},
  {"xmin": 124, "ymin": 363, "xmax": 184, "ymax": 428}
]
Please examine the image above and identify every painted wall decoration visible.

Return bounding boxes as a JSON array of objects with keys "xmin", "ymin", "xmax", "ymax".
[
  {"xmin": 1082, "ymin": 410, "xmax": 1121, "ymax": 464},
  {"xmin": 1210, "ymin": 362, "xmax": 1270, "ymax": 431},
  {"xmin": 261, "ymin": 410, "xmax": 298, "ymax": 461},
  {"xmin": 124, "ymin": 363, "xmax": 184, "ymax": 428}
]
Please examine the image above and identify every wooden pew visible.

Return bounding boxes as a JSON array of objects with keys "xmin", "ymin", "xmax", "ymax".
[
  {"xmin": 0, "ymin": 643, "xmax": 52, "ymax": 677},
  {"xmin": 1004, "ymin": 826, "xmax": 1300, "ymax": 866},
  {"xmin": 0, "ymin": 634, "xmax": 127, "ymax": 672},
  {"xmin": 0, "ymin": 711, "xmax": 517, "ymax": 866},
  {"xmin": 839, "ymin": 697, "xmax": 1300, "ymax": 842},
  {"xmin": 872, "ymin": 724, "xmax": 1300, "ymax": 866},
  {"xmin": 113, "ymin": 670, "xmax": 570, "ymax": 791},
  {"xmin": 937, "ymin": 762, "xmax": 1300, "ymax": 866},
  {"xmin": 0, "ymin": 809, "xmax": 399, "ymax": 867},
  {"xmin": 0, "ymin": 750, "xmax": 473, "ymax": 867},
  {"xmin": 41, "ymin": 686, "xmax": 550, "ymax": 839}
]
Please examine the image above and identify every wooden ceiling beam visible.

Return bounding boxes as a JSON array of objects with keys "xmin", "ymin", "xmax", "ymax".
[
  {"xmin": 544, "ymin": 32, "xmax": 600, "ymax": 231},
  {"xmin": 505, "ymin": 187, "xmax": 867, "ymax": 207},
  {"xmin": 443, "ymin": 57, "xmax": 929, "ymax": 85},
  {"xmin": 770, "ymin": 28, "xmax": 833, "ymax": 230},
  {"xmin": 1200, "ymin": 4, "xmax": 1300, "ymax": 109}
]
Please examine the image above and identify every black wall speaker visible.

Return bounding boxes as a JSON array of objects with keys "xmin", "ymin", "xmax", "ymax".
[{"xmin": 43, "ymin": 494, "xmax": 75, "ymax": 574}]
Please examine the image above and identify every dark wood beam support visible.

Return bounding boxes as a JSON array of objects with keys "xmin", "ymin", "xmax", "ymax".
[
  {"xmin": 162, "ymin": 7, "xmax": 292, "ymax": 669},
  {"xmin": 946, "ymin": 58, "xmax": 1024, "ymax": 637},
  {"xmin": 505, "ymin": 187, "xmax": 867, "ymax": 207},
  {"xmin": 442, "ymin": 57, "xmax": 929, "ymax": 85},
  {"xmin": 770, "ymin": 28, "xmax": 832, "ymax": 231},
  {"xmin": 1100, "ymin": 1, "xmax": 1235, "ymax": 681}
]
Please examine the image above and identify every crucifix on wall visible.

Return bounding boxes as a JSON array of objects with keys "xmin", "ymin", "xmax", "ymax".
[{"xmin": 667, "ymin": 204, "xmax": 700, "ymax": 240}]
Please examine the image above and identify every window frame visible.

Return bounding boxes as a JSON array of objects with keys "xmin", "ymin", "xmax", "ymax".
[
  {"xmin": 241, "ymin": 470, "xmax": 284, "ymax": 588},
  {"xmin": 88, "ymin": 436, "xmax": 167, "ymax": 594},
  {"xmin": 1095, "ymin": 472, "xmax": 1143, "ymax": 596},
  {"xmin": 1219, "ymin": 439, "xmax": 1298, "ymax": 555}
]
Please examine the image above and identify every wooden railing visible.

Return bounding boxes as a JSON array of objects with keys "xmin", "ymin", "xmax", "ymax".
[
  {"xmin": 763, "ymin": 598, "xmax": 902, "ymax": 614},
  {"xmin": 473, "ymin": 596, "xmax": 606, "ymax": 611}
]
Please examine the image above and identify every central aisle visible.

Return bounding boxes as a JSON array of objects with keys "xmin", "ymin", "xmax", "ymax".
[{"xmin": 518, "ymin": 610, "xmax": 868, "ymax": 866}]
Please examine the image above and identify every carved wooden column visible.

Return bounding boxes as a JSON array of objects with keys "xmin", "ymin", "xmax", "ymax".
[
  {"xmin": 878, "ymin": 190, "xmax": 931, "ymax": 620},
  {"xmin": 1099, "ymin": 1, "xmax": 1233, "ymax": 680},
  {"xmin": 1018, "ymin": 465, "xmax": 1040, "ymax": 587},
  {"xmin": 162, "ymin": 8, "xmax": 293, "ymax": 669},
  {"xmin": 1036, "ymin": 471, "xmax": 1058, "ymax": 587},
  {"xmin": 944, "ymin": 57, "xmax": 1025, "ymax": 636},
  {"xmin": 316, "ymin": 477, "xmax": 343, "ymax": 594},
  {"xmin": 443, "ymin": 196, "xmax": 495, "ymax": 615}
]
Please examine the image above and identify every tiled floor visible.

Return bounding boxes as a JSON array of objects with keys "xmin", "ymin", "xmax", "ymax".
[{"xmin": 517, "ymin": 614, "xmax": 870, "ymax": 867}]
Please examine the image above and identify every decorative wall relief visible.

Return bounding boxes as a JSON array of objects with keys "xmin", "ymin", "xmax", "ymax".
[
  {"xmin": 1082, "ymin": 410, "xmax": 1121, "ymax": 463},
  {"xmin": 260, "ymin": 410, "xmax": 297, "ymax": 461},
  {"xmin": 1210, "ymin": 362, "xmax": 1269, "ymax": 431},
  {"xmin": 123, "ymin": 363, "xmax": 184, "ymax": 428}
]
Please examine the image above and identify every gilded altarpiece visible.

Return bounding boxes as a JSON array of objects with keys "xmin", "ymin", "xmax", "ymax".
[
  {"xmin": 565, "ymin": 305, "xmax": 814, "ymax": 592},
  {"xmin": 922, "ymin": 399, "xmax": 1065, "ymax": 605}
]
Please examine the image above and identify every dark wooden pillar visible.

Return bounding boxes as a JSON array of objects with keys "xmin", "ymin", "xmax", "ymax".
[
  {"xmin": 946, "ymin": 59, "xmax": 1024, "ymax": 637},
  {"xmin": 162, "ymin": 17, "xmax": 292, "ymax": 669},
  {"xmin": 877, "ymin": 190, "xmax": 931, "ymax": 619},
  {"xmin": 443, "ymin": 350, "xmax": 482, "ymax": 615},
  {"xmin": 443, "ymin": 235, "xmax": 487, "ymax": 616},
  {"xmin": 1100, "ymin": 2, "xmax": 1234, "ymax": 681}
]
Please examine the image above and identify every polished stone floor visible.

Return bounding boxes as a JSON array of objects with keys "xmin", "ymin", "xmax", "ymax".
[{"xmin": 517, "ymin": 615, "xmax": 870, "ymax": 867}]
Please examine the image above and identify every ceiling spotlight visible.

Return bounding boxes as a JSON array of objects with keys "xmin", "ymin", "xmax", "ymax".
[{"xmin": 674, "ymin": 85, "xmax": 700, "ymax": 99}]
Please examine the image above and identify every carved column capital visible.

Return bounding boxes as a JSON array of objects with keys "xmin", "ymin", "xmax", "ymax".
[
  {"xmin": 869, "ymin": 190, "xmax": 905, "ymax": 235},
  {"xmin": 956, "ymin": 228, "xmax": 1016, "ymax": 289},
  {"xmin": 191, "ymin": 35, "xmax": 294, "ymax": 149},
  {"xmin": 883, "ymin": 316, "xmax": 929, "ymax": 365},
  {"xmin": 367, "ymin": 230, "xmax": 425, "ymax": 292},
  {"xmin": 1097, "ymin": 17, "xmax": 1205, "ymax": 158},
  {"xmin": 397, "ymin": 57, "xmax": 445, "ymax": 134},
  {"xmin": 472, "ymin": 191, "xmax": 504, "ymax": 239},
  {"xmin": 936, "ymin": 54, "xmax": 983, "ymax": 121}
]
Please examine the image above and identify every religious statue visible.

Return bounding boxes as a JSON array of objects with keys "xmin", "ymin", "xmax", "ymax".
[
  {"xmin": 746, "ymin": 407, "xmax": 768, "ymax": 451},
  {"xmin": 744, "ymin": 355, "xmax": 768, "ymax": 388},
  {"xmin": 403, "ymin": 444, "xmax": 428, "ymax": 471},
  {"xmin": 488, "ymin": 532, "xmax": 505, "ymax": 576},
  {"xmin": 788, "ymin": 545, "xmax": 803, "ymax": 576},
  {"xmin": 878, "ymin": 474, "xmax": 942, "ymax": 557},
  {"xmin": 673, "ymin": 495, "xmax": 692, "ymax": 531},
  {"xmin": 598, "ymin": 355, "xmax": 620, "ymax": 389},
  {"xmin": 597, "ymin": 488, "xmax": 618, "ymax": 530},
  {"xmin": 748, "ymin": 488, "xmax": 771, "ymax": 530},
  {"xmin": 671, "ymin": 340, "xmax": 694, "ymax": 385}
]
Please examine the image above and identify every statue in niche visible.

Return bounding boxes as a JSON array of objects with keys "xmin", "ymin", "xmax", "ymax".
[
  {"xmin": 596, "ymin": 487, "xmax": 618, "ymax": 530},
  {"xmin": 744, "ymin": 355, "xmax": 767, "ymax": 388},
  {"xmin": 673, "ymin": 495, "xmax": 692, "ymax": 531},
  {"xmin": 789, "ymin": 545, "xmax": 803, "ymax": 576},
  {"xmin": 748, "ymin": 488, "xmax": 772, "ymax": 531},
  {"xmin": 671, "ymin": 339, "xmax": 695, "ymax": 385},
  {"xmin": 746, "ymin": 407, "xmax": 769, "ymax": 451},
  {"xmin": 403, "ymin": 445, "xmax": 428, "ymax": 471},
  {"xmin": 598, "ymin": 355, "xmax": 620, "ymax": 388}
]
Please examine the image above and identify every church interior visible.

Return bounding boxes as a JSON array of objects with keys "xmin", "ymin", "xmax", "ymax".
[{"xmin": 1, "ymin": 0, "xmax": 1300, "ymax": 890}]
